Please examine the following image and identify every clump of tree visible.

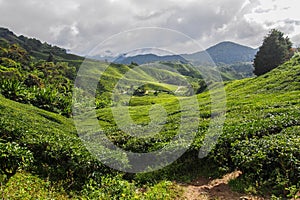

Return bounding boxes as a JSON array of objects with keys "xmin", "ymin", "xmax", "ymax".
[
  {"xmin": 254, "ymin": 29, "xmax": 293, "ymax": 76},
  {"xmin": 0, "ymin": 43, "xmax": 76, "ymax": 116}
]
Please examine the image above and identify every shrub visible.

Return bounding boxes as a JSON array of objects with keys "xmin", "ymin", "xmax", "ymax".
[
  {"xmin": 0, "ymin": 141, "xmax": 33, "ymax": 181},
  {"xmin": 0, "ymin": 78, "xmax": 28, "ymax": 102},
  {"xmin": 81, "ymin": 174, "xmax": 136, "ymax": 200},
  {"xmin": 231, "ymin": 127, "xmax": 300, "ymax": 196},
  {"xmin": 1, "ymin": 172, "xmax": 69, "ymax": 199}
]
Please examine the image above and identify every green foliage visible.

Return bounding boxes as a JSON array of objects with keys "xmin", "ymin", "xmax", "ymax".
[
  {"xmin": 0, "ymin": 78, "xmax": 28, "ymax": 102},
  {"xmin": 0, "ymin": 94, "xmax": 183, "ymax": 198},
  {"xmin": 81, "ymin": 174, "xmax": 137, "ymax": 200},
  {"xmin": 1, "ymin": 172, "xmax": 70, "ymax": 199},
  {"xmin": 95, "ymin": 55, "xmax": 300, "ymax": 198},
  {"xmin": 0, "ymin": 95, "xmax": 108, "ymax": 191},
  {"xmin": 142, "ymin": 180, "xmax": 182, "ymax": 200},
  {"xmin": 204, "ymin": 56, "xmax": 300, "ymax": 197},
  {"xmin": 254, "ymin": 29, "xmax": 293, "ymax": 76},
  {"xmin": 24, "ymin": 73, "xmax": 44, "ymax": 87},
  {"xmin": 217, "ymin": 62, "xmax": 255, "ymax": 79},
  {"xmin": 0, "ymin": 78, "xmax": 72, "ymax": 116},
  {"xmin": 81, "ymin": 175, "xmax": 181, "ymax": 200},
  {"xmin": 0, "ymin": 57, "xmax": 20, "ymax": 68},
  {"xmin": 0, "ymin": 27, "xmax": 83, "ymax": 64},
  {"xmin": 0, "ymin": 142, "xmax": 33, "ymax": 180},
  {"xmin": 232, "ymin": 127, "xmax": 300, "ymax": 196},
  {"xmin": 0, "ymin": 42, "xmax": 76, "ymax": 116},
  {"xmin": 30, "ymin": 86, "xmax": 72, "ymax": 116},
  {"xmin": 0, "ymin": 65, "xmax": 20, "ymax": 78}
]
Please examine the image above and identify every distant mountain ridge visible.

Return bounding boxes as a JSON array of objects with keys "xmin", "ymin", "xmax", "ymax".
[
  {"xmin": 110, "ymin": 41, "xmax": 258, "ymax": 65},
  {"xmin": 114, "ymin": 53, "xmax": 188, "ymax": 65}
]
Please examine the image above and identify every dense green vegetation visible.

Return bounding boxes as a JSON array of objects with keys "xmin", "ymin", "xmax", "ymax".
[
  {"xmin": 0, "ymin": 40, "xmax": 75, "ymax": 116},
  {"xmin": 0, "ymin": 28, "xmax": 299, "ymax": 199},
  {"xmin": 0, "ymin": 27, "xmax": 83, "ymax": 66},
  {"xmin": 92, "ymin": 54, "xmax": 300, "ymax": 198},
  {"xmin": 0, "ymin": 94, "xmax": 184, "ymax": 199},
  {"xmin": 254, "ymin": 29, "xmax": 293, "ymax": 76}
]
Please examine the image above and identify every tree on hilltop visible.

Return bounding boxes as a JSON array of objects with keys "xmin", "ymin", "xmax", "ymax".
[{"xmin": 254, "ymin": 29, "xmax": 293, "ymax": 76}]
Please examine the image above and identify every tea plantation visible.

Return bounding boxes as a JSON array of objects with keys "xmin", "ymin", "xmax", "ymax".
[{"xmin": 0, "ymin": 33, "xmax": 299, "ymax": 198}]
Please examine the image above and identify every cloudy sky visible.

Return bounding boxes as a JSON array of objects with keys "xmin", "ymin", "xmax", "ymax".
[{"xmin": 0, "ymin": 0, "xmax": 299, "ymax": 55}]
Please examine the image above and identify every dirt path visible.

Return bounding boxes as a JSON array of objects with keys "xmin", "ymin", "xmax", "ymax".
[{"xmin": 180, "ymin": 171, "xmax": 266, "ymax": 200}]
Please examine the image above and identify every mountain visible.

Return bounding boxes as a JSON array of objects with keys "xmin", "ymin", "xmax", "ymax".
[
  {"xmin": 207, "ymin": 41, "xmax": 258, "ymax": 64},
  {"xmin": 113, "ymin": 53, "xmax": 188, "ymax": 65},
  {"xmin": 109, "ymin": 41, "xmax": 257, "ymax": 78},
  {"xmin": 0, "ymin": 27, "xmax": 83, "ymax": 65},
  {"xmin": 102, "ymin": 41, "xmax": 257, "ymax": 67},
  {"xmin": 183, "ymin": 41, "xmax": 258, "ymax": 65}
]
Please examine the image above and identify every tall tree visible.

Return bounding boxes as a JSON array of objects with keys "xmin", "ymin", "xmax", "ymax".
[{"xmin": 253, "ymin": 29, "xmax": 293, "ymax": 76}]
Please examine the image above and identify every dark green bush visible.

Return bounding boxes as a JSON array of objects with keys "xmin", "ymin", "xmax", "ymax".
[{"xmin": 231, "ymin": 127, "xmax": 300, "ymax": 196}]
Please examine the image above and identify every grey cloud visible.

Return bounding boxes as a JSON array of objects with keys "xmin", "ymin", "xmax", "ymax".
[
  {"xmin": 279, "ymin": 25, "xmax": 295, "ymax": 34},
  {"xmin": 0, "ymin": 0, "xmax": 292, "ymax": 55},
  {"xmin": 134, "ymin": 10, "xmax": 166, "ymax": 20},
  {"xmin": 283, "ymin": 19, "xmax": 300, "ymax": 26},
  {"xmin": 292, "ymin": 34, "xmax": 300, "ymax": 47},
  {"xmin": 201, "ymin": 18, "xmax": 266, "ymax": 48},
  {"xmin": 254, "ymin": 8, "xmax": 273, "ymax": 13},
  {"xmin": 265, "ymin": 21, "xmax": 276, "ymax": 27}
]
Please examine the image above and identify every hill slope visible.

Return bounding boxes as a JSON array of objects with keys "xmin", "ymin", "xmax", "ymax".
[
  {"xmin": 94, "ymin": 54, "xmax": 300, "ymax": 197},
  {"xmin": 183, "ymin": 41, "xmax": 258, "ymax": 65},
  {"xmin": 1, "ymin": 55, "xmax": 299, "ymax": 199},
  {"xmin": 0, "ymin": 27, "xmax": 83, "ymax": 65},
  {"xmin": 207, "ymin": 41, "xmax": 257, "ymax": 64}
]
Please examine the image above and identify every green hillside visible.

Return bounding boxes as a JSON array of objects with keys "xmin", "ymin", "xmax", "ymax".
[
  {"xmin": 0, "ymin": 93, "xmax": 182, "ymax": 200},
  {"xmin": 92, "ymin": 54, "xmax": 300, "ymax": 198},
  {"xmin": 0, "ymin": 28, "xmax": 300, "ymax": 198},
  {"xmin": 0, "ymin": 27, "xmax": 84, "ymax": 67},
  {"xmin": 2, "ymin": 53, "xmax": 298, "ymax": 198}
]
